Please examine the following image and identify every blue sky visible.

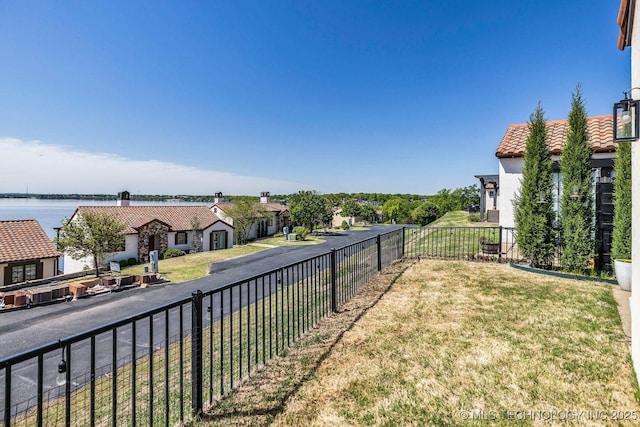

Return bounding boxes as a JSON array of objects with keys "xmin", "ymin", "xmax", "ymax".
[{"xmin": 0, "ymin": 0, "xmax": 631, "ymax": 196}]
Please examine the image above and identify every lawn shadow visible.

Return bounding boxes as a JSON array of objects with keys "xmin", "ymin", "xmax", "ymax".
[{"xmin": 195, "ymin": 260, "xmax": 415, "ymax": 426}]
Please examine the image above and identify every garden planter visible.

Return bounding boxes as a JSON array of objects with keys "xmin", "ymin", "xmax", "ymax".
[
  {"xmin": 13, "ymin": 291, "xmax": 26, "ymax": 307},
  {"xmin": 481, "ymin": 242, "xmax": 500, "ymax": 255},
  {"xmin": 614, "ymin": 260, "xmax": 632, "ymax": 291}
]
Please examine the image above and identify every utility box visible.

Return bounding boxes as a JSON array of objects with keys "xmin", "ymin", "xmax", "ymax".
[
  {"xmin": 287, "ymin": 233, "xmax": 297, "ymax": 241},
  {"xmin": 150, "ymin": 250, "xmax": 159, "ymax": 273}
]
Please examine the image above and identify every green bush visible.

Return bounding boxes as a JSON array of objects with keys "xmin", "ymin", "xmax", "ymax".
[
  {"xmin": 127, "ymin": 257, "xmax": 138, "ymax": 266},
  {"xmin": 468, "ymin": 213, "xmax": 480, "ymax": 222},
  {"xmin": 340, "ymin": 220, "xmax": 350, "ymax": 230},
  {"xmin": 164, "ymin": 249, "xmax": 186, "ymax": 259},
  {"xmin": 293, "ymin": 226, "xmax": 310, "ymax": 240},
  {"xmin": 119, "ymin": 259, "xmax": 128, "ymax": 269},
  {"xmin": 273, "ymin": 232, "xmax": 284, "ymax": 238}
]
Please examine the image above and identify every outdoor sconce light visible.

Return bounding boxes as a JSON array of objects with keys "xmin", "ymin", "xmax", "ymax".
[
  {"xmin": 538, "ymin": 191, "xmax": 546, "ymax": 204},
  {"xmin": 206, "ymin": 305, "xmax": 211, "ymax": 322},
  {"xmin": 613, "ymin": 90, "xmax": 640, "ymax": 142},
  {"xmin": 56, "ymin": 345, "xmax": 67, "ymax": 386}
]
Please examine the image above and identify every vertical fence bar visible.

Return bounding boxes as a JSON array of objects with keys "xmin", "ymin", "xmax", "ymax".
[
  {"xmin": 36, "ymin": 354, "xmax": 43, "ymax": 427},
  {"xmin": 65, "ymin": 343, "xmax": 71, "ymax": 427},
  {"xmin": 112, "ymin": 329, "xmax": 117, "ymax": 427},
  {"xmin": 164, "ymin": 310, "xmax": 170, "ymax": 427},
  {"xmin": 191, "ymin": 290, "xmax": 203, "ymax": 419},
  {"xmin": 149, "ymin": 315, "xmax": 154, "ymax": 427},
  {"xmin": 90, "ymin": 335, "xmax": 96, "ymax": 427},
  {"xmin": 402, "ymin": 227, "xmax": 406, "ymax": 257},
  {"xmin": 179, "ymin": 305, "xmax": 184, "ymax": 423},
  {"xmin": 219, "ymin": 291, "xmax": 225, "ymax": 396},
  {"xmin": 376, "ymin": 235, "xmax": 382, "ymax": 272},
  {"xmin": 330, "ymin": 248, "xmax": 337, "ymax": 312},
  {"xmin": 131, "ymin": 322, "xmax": 137, "ymax": 426},
  {"xmin": 5, "ymin": 364, "xmax": 11, "ymax": 427},
  {"xmin": 498, "ymin": 226, "xmax": 503, "ymax": 262}
]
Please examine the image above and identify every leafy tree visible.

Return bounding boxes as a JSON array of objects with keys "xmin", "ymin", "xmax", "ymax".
[
  {"xmin": 289, "ymin": 190, "xmax": 333, "ymax": 231},
  {"xmin": 55, "ymin": 212, "xmax": 127, "ymax": 277},
  {"xmin": 611, "ymin": 141, "xmax": 632, "ymax": 260},
  {"xmin": 382, "ymin": 197, "xmax": 411, "ymax": 224},
  {"xmin": 360, "ymin": 204, "xmax": 378, "ymax": 223},
  {"xmin": 411, "ymin": 202, "xmax": 441, "ymax": 226},
  {"xmin": 514, "ymin": 103, "xmax": 556, "ymax": 267},
  {"xmin": 340, "ymin": 199, "xmax": 362, "ymax": 218},
  {"xmin": 559, "ymin": 85, "xmax": 594, "ymax": 272},
  {"xmin": 224, "ymin": 196, "xmax": 268, "ymax": 245}
]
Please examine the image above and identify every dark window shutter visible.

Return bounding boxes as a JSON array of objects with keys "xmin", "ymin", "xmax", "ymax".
[
  {"xmin": 175, "ymin": 233, "xmax": 178, "ymax": 245},
  {"xmin": 37, "ymin": 262, "xmax": 43, "ymax": 279},
  {"xmin": 3, "ymin": 266, "xmax": 11, "ymax": 286}
]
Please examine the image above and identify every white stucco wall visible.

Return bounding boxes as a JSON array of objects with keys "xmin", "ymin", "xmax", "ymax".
[
  {"xmin": 63, "ymin": 234, "xmax": 139, "ymax": 274},
  {"xmin": 629, "ymin": 0, "xmax": 640, "ymax": 386},
  {"xmin": 497, "ymin": 157, "xmax": 524, "ymax": 228}
]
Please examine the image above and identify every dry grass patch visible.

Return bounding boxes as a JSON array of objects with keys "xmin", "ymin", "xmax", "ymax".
[{"xmin": 196, "ymin": 260, "xmax": 639, "ymax": 427}]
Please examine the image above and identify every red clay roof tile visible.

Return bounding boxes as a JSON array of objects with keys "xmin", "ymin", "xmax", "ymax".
[
  {"xmin": 495, "ymin": 115, "xmax": 615, "ymax": 158},
  {"xmin": 72, "ymin": 206, "xmax": 231, "ymax": 234},
  {"xmin": 0, "ymin": 220, "xmax": 61, "ymax": 264}
]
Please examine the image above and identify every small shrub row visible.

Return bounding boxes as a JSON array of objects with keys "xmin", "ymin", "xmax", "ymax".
[
  {"xmin": 118, "ymin": 257, "xmax": 139, "ymax": 269},
  {"xmin": 164, "ymin": 249, "xmax": 186, "ymax": 259}
]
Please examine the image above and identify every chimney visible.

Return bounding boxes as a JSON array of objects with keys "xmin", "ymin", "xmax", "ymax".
[
  {"xmin": 117, "ymin": 190, "xmax": 130, "ymax": 207},
  {"xmin": 214, "ymin": 192, "xmax": 223, "ymax": 204},
  {"xmin": 260, "ymin": 192, "xmax": 270, "ymax": 204}
]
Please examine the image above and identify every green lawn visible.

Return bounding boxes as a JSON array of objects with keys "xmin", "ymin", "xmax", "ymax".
[
  {"xmin": 430, "ymin": 210, "xmax": 494, "ymax": 227},
  {"xmin": 197, "ymin": 259, "xmax": 639, "ymax": 426}
]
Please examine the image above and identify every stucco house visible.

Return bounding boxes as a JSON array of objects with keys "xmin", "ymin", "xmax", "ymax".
[
  {"xmin": 62, "ymin": 203, "xmax": 234, "ymax": 274},
  {"xmin": 0, "ymin": 220, "xmax": 61, "ymax": 286},
  {"xmin": 495, "ymin": 115, "xmax": 616, "ymax": 268},
  {"xmin": 211, "ymin": 192, "xmax": 291, "ymax": 241},
  {"xmin": 474, "ymin": 174, "xmax": 500, "ymax": 222}
]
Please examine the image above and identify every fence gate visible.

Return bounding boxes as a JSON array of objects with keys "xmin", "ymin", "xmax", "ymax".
[{"xmin": 595, "ymin": 180, "xmax": 614, "ymax": 271}]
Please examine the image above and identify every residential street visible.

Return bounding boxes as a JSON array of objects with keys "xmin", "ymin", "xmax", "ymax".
[{"xmin": 0, "ymin": 225, "xmax": 402, "ymax": 360}]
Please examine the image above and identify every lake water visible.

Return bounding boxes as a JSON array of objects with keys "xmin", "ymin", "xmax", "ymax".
[{"xmin": 0, "ymin": 198, "xmax": 211, "ymax": 240}]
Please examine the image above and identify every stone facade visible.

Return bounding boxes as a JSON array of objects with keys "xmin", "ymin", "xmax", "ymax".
[{"xmin": 137, "ymin": 221, "xmax": 170, "ymax": 262}]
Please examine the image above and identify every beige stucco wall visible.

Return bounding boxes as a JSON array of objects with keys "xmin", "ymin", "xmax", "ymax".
[{"xmin": 1, "ymin": 258, "xmax": 59, "ymax": 285}]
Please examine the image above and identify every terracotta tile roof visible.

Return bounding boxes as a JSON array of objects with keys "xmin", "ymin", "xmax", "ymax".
[
  {"xmin": 0, "ymin": 220, "xmax": 61, "ymax": 263},
  {"xmin": 495, "ymin": 115, "xmax": 615, "ymax": 158},
  {"xmin": 72, "ymin": 206, "xmax": 231, "ymax": 234}
]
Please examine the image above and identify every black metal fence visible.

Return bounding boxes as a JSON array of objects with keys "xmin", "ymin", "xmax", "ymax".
[
  {"xmin": 403, "ymin": 226, "xmax": 523, "ymax": 263},
  {"xmin": 0, "ymin": 228, "xmax": 405, "ymax": 427}
]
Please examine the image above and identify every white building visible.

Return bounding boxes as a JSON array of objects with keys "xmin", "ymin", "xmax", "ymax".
[
  {"xmin": 495, "ymin": 116, "xmax": 617, "ymax": 269},
  {"xmin": 212, "ymin": 192, "xmax": 291, "ymax": 242},
  {"xmin": 62, "ymin": 203, "xmax": 233, "ymax": 274}
]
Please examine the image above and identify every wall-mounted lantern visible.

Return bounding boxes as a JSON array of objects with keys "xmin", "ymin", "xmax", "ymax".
[{"xmin": 613, "ymin": 91, "xmax": 640, "ymax": 142}]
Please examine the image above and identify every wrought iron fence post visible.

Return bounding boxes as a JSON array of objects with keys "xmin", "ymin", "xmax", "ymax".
[
  {"xmin": 330, "ymin": 248, "xmax": 337, "ymax": 312},
  {"xmin": 498, "ymin": 226, "xmax": 503, "ymax": 262},
  {"xmin": 376, "ymin": 235, "xmax": 382, "ymax": 271},
  {"xmin": 401, "ymin": 227, "xmax": 406, "ymax": 258},
  {"xmin": 191, "ymin": 290, "xmax": 203, "ymax": 419}
]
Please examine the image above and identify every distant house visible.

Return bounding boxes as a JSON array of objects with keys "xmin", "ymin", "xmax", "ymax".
[
  {"xmin": 332, "ymin": 208, "xmax": 362, "ymax": 228},
  {"xmin": 474, "ymin": 174, "xmax": 499, "ymax": 223},
  {"xmin": 62, "ymin": 198, "xmax": 234, "ymax": 274},
  {"xmin": 495, "ymin": 114, "xmax": 616, "ymax": 268},
  {"xmin": 212, "ymin": 192, "xmax": 291, "ymax": 241},
  {"xmin": 0, "ymin": 220, "xmax": 61, "ymax": 286}
]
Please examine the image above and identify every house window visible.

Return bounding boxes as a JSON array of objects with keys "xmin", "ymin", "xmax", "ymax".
[
  {"xmin": 25, "ymin": 264, "xmax": 37, "ymax": 280},
  {"xmin": 176, "ymin": 232, "xmax": 187, "ymax": 245},
  {"xmin": 10, "ymin": 263, "xmax": 37, "ymax": 284},
  {"xmin": 11, "ymin": 266, "xmax": 24, "ymax": 283},
  {"xmin": 488, "ymin": 191, "xmax": 495, "ymax": 198}
]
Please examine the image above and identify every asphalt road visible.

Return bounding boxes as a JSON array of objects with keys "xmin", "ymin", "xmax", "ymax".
[{"xmin": 0, "ymin": 225, "xmax": 402, "ymax": 360}]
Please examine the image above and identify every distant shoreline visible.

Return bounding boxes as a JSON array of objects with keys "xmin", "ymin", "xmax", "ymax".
[{"xmin": 0, "ymin": 193, "xmax": 216, "ymax": 203}]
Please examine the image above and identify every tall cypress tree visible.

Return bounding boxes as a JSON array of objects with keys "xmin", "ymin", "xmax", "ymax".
[
  {"xmin": 559, "ymin": 84, "xmax": 594, "ymax": 272},
  {"xmin": 515, "ymin": 103, "xmax": 556, "ymax": 267},
  {"xmin": 611, "ymin": 141, "xmax": 632, "ymax": 261}
]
